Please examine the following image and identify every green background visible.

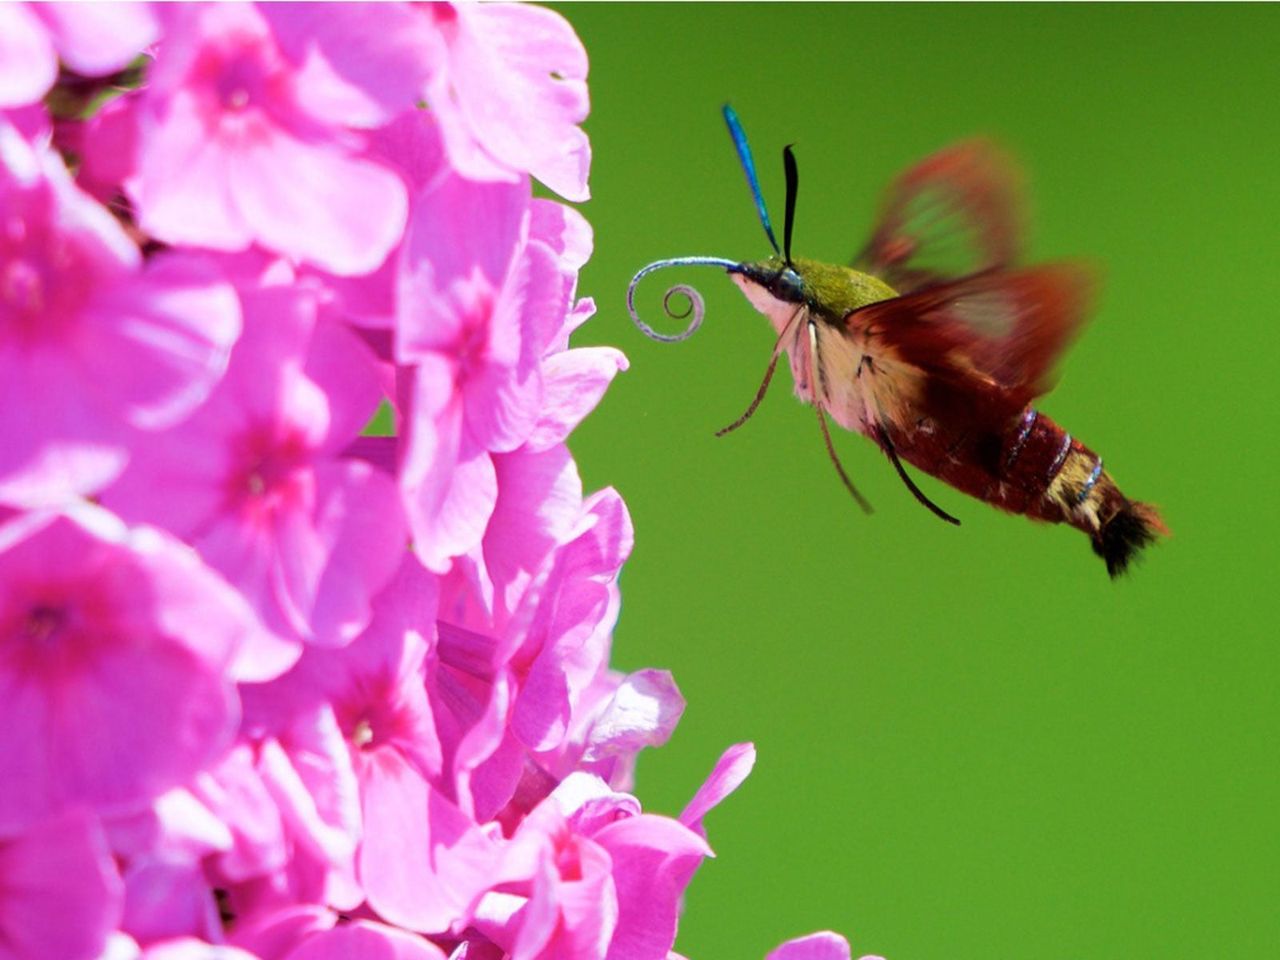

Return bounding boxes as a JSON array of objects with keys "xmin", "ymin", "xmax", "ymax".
[{"xmin": 559, "ymin": 6, "xmax": 1278, "ymax": 960}]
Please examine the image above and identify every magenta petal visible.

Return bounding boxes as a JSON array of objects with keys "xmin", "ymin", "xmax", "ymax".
[
  {"xmin": 360, "ymin": 748, "xmax": 496, "ymax": 933},
  {"xmin": 593, "ymin": 816, "xmax": 712, "ymax": 960},
  {"xmin": 119, "ymin": 859, "xmax": 220, "ymax": 946},
  {"xmin": 765, "ymin": 933, "xmax": 854, "ymax": 960},
  {"xmin": 525, "ymin": 348, "xmax": 629, "ymax": 452},
  {"xmin": 229, "ymin": 905, "xmax": 337, "ymax": 960},
  {"xmin": 0, "ymin": 5, "xmax": 56, "ymax": 107},
  {"xmin": 678, "ymin": 743, "xmax": 757, "ymax": 839},
  {"xmin": 286, "ymin": 920, "xmax": 448, "ymax": 960},
  {"xmin": 0, "ymin": 811, "xmax": 122, "ymax": 960},
  {"xmin": 84, "ymin": 253, "xmax": 242, "ymax": 431},
  {"xmin": 482, "ymin": 444, "xmax": 582, "ymax": 621}
]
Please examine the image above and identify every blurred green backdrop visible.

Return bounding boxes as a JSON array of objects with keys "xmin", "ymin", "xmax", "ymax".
[{"xmin": 556, "ymin": 5, "xmax": 1278, "ymax": 959}]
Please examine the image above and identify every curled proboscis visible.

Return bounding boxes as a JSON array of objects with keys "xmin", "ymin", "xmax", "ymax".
[{"xmin": 626, "ymin": 256, "xmax": 738, "ymax": 343}]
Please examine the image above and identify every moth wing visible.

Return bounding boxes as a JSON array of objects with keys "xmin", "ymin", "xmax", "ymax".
[
  {"xmin": 852, "ymin": 140, "xmax": 1023, "ymax": 294},
  {"xmin": 844, "ymin": 264, "xmax": 1096, "ymax": 429}
]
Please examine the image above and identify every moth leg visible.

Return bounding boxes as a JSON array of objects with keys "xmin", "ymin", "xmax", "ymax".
[
  {"xmin": 716, "ymin": 306, "xmax": 804, "ymax": 437},
  {"xmin": 807, "ymin": 320, "xmax": 874, "ymax": 515},
  {"xmin": 875, "ymin": 422, "xmax": 961, "ymax": 526}
]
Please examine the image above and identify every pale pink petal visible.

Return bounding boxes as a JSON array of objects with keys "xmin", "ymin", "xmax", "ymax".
[
  {"xmin": 0, "ymin": 5, "xmax": 56, "ymax": 107},
  {"xmin": 765, "ymin": 933, "xmax": 857, "ymax": 960},
  {"xmin": 0, "ymin": 811, "xmax": 122, "ymax": 960},
  {"xmin": 678, "ymin": 743, "xmax": 757, "ymax": 839},
  {"xmin": 132, "ymin": 90, "xmax": 248, "ymax": 250},
  {"xmin": 446, "ymin": 4, "xmax": 591, "ymax": 201},
  {"xmin": 481, "ymin": 444, "xmax": 582, "ymax": 623},
  {"xmin": 231, "ymin": 127, "xmax": 407, "ymax": 276},
  {"xmin": 582, "ymin": 670, "xmax": 685, "ymax": 763},
  {"xmin": 81, "ymin": 253, "xmax": 242, "ymax": 430},
  {"xmin": 38, "ymin": 2, "xmax": 158, "ymax": 75},
  {"xmin": 142, "ymin": 940, "xmax": 259, "ymax": 960},
  {"xmin": 525, "ymin": 348, "xmax": 628, "ymax": 452},
  {"xmin": 286, "ymin": 920, "xmax": 448, "ymax": 960}
]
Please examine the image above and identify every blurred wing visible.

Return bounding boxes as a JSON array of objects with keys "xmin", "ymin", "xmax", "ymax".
[
  {"xmin": 846, "ymin": 264, "xmax": 1096, "ymax": 428},
  {"xmin": 853, "ymin": 140, "xmax": 1023, "ymax": 293}
]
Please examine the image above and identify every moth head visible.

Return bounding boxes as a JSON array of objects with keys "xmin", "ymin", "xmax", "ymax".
[{"xmin": 626, "ymin": 104, "xmax": 803, "ymax": 344}]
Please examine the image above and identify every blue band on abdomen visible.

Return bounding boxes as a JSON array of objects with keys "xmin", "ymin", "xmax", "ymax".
[
  {"xmin": 1047, "ymin": 432, "xmax": 1073, "ymax": 482},
  {"xmin": 1005, "ymin": 408, "xmax": 1038, "ymax": 471},
  {"xmin": 1076, "ymin": 457, "xmax": 1105, "ymax": 504}
]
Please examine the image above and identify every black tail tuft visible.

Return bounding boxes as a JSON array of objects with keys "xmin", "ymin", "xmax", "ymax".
[{"xmin": 1092, "ymin": 501, "xmax": 1167, "ymax": 578}]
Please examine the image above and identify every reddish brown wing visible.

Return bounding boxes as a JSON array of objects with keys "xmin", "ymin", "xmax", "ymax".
[
  {"xmin": 847, "ymin": 264, "xmax": 1096, "ymax": 428},
  {"xmin": 853, "ymin": 140, "xmax": 1023, "ymax": 294}
]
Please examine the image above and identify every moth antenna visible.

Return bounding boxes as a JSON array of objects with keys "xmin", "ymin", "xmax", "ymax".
[
  {"xmin": 627, "ymin": 256, "xmax": 739, "ymax": 342},
  {"xmin": 716, "ymin": 306, "xmax": 804, "ymax": 437},
  {"xmin": 782, "ymin": 144, "xmax": 799, "ymax": 266},
  {"xmin": 815, "ymin": 402, "xmax": 874, "ymax": 515},
  {"xmin": 723, "ymin": 104, "xmax": 781, "ymax": 256},
  {"xmin": 875, "ymin": 422, "xmax": 961, "ymax": 525}
]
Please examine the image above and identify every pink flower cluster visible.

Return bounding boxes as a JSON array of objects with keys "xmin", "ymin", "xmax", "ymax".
[{"xmin": 0, "ymin": 4, "xmax": 875, "ymax": 960}]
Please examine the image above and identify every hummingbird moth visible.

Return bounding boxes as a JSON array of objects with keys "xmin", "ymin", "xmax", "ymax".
[{"xmin": 628, "ymin": 106, "xmax": 1166, "ymax": 577}]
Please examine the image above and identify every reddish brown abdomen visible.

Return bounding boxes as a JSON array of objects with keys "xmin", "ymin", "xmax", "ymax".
[{"xmin": 891, "ymin": 408, "xmax": 1165, "ymax": 576}]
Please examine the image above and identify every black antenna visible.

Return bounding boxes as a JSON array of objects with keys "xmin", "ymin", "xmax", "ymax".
[
  {"xmin": 782, "ymin": 145, "xmax": 799, "ymax": 266},
  {"xmin": 722, "ymin": 104, "xmax": 780, "ymax": 256}
]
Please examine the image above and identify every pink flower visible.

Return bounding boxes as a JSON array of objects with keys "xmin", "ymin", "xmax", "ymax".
[
  {"xmin": 102, "ymin": 283, "xmax": 408, "ymax": 651},
  {"xmin": 128, "ymin": 3, "xmax": 407, "ymax": 275},
  {"xmin": 0, "ymin": 811, "xmax": 123, "ymax": 960},
  {"xmin": 396, "ymin": 170, "xmax": 566, "ymax": 572},
  {"xmin": 0, "ymin": 505, "xmax": 249, "ymax": 834},
  {"xmin": 0, "ymin": 2, "xmax": 158, "ymax": 108},
  {"xmin": 0, "ymin": 120, "xmax": 240, "ymax": 507},
  {"xmin": 472, "ymin": 749, "xmax": 752, "ymax": 960},
  {"xmin": 424, "ymin": 3, "xmax": 591, "ymax": 201}
]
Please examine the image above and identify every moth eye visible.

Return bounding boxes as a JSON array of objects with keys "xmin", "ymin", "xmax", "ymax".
[{"xmin": 771, "ymin": 268, "xmax": 804, "ymax": 303}]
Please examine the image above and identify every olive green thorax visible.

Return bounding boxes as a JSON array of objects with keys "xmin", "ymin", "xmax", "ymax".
[{"xmin": 735, "ymin": 255, "xmax": 899, "ymax": 324}]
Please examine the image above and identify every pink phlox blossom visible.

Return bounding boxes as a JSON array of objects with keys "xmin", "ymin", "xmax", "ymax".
[
  {"xmin": 421, "ymin": 3, "xmax": 591, "ymax": 201},
  {"xmin": 102, "ymin": 284, "xmax": 408, "ymax": 655},
  {"xmin": 432, "ymin": 190, "xmax": 619, "ymax": 620},
  {"xmin": 221, "ymin": 706, "xmax": 362, "ymax": 917},
  {"xmin": 505, "ymin": 489, "xmax": 633, "ymax": 757},
  {"xmin": 396, "ymin": 169, "xmax": 567, "ymax": 573},
  {"xmin": 471, "ymin": 764, "xmax": 743, "ymax": 960},
  {"xmin": 0, "ymin": 810, "xmax": 123, "ymax": 960},
  {"xmin": 0, "ymin": 120, "xmax": 241, "ymax": 508},
  {"xmin": 558, "ymin": 669, "xmax": 686, "ymax": 791},
  {"xmin": 128, "ymin": 3, "xmax": 407, "ymax": 275},
  {"xmin": 427, "ymin": 489, "xmax": 633, "ymax": 826},
  {"xmin": 0, "ymin": 505, "xmax": 254, "ymax": 834},
  {"xmin": 0, "ymin": 2, "xmax": 158, "ymax": 108},
  {"xmin": 251, "ymin": 557, "xmax": 494, "ymax": 934}
]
